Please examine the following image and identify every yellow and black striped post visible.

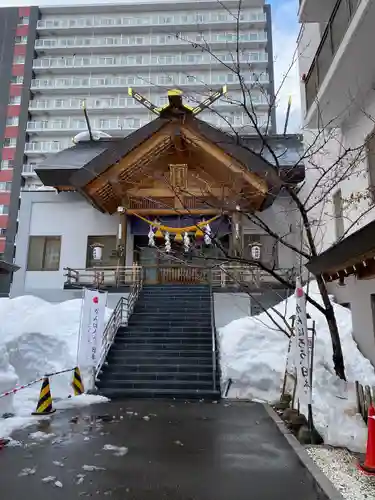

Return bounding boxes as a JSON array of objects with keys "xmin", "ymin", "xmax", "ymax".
[
  {"xmin": 32, "ymin": 377, "xmax": 56, "ymax": 415},
  {"xmin": 72, "ymin": 366, "xmax": 85, "ymax": 396}
]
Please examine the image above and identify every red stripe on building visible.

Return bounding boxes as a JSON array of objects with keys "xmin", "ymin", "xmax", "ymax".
[
  {"xmin": 0, "ymin": 170, "xmax": 13, "ymax": 183},
  {"xmin": 4, "ymin": 127, "xmax": 19, "ymax": 139},
  {"xmin": 16, "ymin": 25, "xmax": 29, "ymax": 36},
  {"xmin": 13, "ymin": 44, "xmax": 27, "ymax": 57},
  {"xmin": 19, "ymin": 7, "xmax": 31, "ymax": 15},
  {"xmin": 0, "ymin": 240, "xmax": 6, "ymax": 254},
  {"xmin": 12, "ymin": 65, "xmax": 25, "ymax": 77},
  {"xmin": 9, "ymin": 85, "xmax": 22, "ymax": 97},
  {"xmin": 0, "ymin": 194, "xmax": 11, "ymax": 205},
  {"xmin": 7, "ymin": 105, "xmax": 21, "ymax": 117},
  {"xmin": 1, "ymin": 149, "xmax": 16, "ymax": 161}
]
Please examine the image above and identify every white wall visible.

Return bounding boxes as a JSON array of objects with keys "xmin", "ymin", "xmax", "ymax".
[
  {"xmin": 12, "ymin": 192, "xmax": 123, "ymax": 295},
  {"xmin": 243, "ymin": 195, "xmax": 300, "ymax": 269},
  {"xmin": 298, "ymin": 22, "xmax": 321, "ymax": 117}
]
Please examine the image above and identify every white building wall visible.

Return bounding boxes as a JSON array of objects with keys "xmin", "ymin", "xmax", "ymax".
[{"xmin": 298, "ymin": 12, "xmax": 375, "ymax": 366}]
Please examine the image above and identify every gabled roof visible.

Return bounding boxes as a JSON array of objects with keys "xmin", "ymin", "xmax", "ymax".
[{"xmin": 36, "ymin": 119, "xmax": 304, "ymax": 186}]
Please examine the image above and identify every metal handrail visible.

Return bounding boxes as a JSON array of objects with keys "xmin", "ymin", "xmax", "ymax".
[
  {"xmin": 209, "ymin": 269, "xmax": 218, "ymax": 394},
  {"xmin": 95, "ymin": 270, "xmax": 143, "ymax": 379}
]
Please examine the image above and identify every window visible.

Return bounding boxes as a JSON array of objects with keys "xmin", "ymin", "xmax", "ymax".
[
  {"xmin": 9, "ymin": 95, "xmax": 21, "ymax": 105},
  {"xmin": 6, "ymin": 116, "xmax": 19, "ymax": 126},
  {"xmin": 333, "ymin": 189, "xmax": 344, "ymax": 240},
  {"xmin": 19, "ymin": 16, "xmax": 29, "ymax": 25},
  {"xmin": 244, "ymin": 234, "xmax": 278, "ymax": 267},
  {"xmin": 0, "ymin": 228, "xmax": 6, "ymax": 236},
  {"xmin": 27, "ymin": 236, "xmax": 61, "ymax": 271},
  {"xmin": 13, "ymin": 56, "xmax": 25, "ymax": 64},
  {"xmin": 0, "ymin": 160, "xmax": 13, "ymax": 170},
  {"xmin": 15, "ymin": 35, "xmax": 27, "ymax": 44},
  {"xmin": 86, "ymin": 236, "xmax": 117, "ymax": 268},
  {"xmin": 4, "ymin": 138, "xmax": 17, "ymax": 147},
  {"xmin": 0, "ymin": 205, "xmax": 9, "ymax": 215},
  {"xmin": 0, "ymin": 182, "xmax": 12, "ymax": 192},
  {"xmin": 11, "ymin": 76, "xmax": 24, "ymax": 85}
]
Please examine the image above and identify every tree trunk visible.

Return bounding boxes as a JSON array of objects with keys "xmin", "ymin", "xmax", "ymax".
[{"xmin": 315, "ymin": 275, "xmax": 346, "ymax": 381}]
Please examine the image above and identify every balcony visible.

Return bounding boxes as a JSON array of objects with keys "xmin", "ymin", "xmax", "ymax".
[
  {"xmin": 299, "ymin": 0, "xmax": 338, "ymax": 22},
  {"xmin": 36, "ymin": 10, "xmax": 266, "ymax": 35},
  {"xmin": 28, "ymin": 95, "xmax": 269, "ymax": 116},
  {"xmin": 22, "ymin": 164, "xmax": 37, "ymax": 177},
  {"xmin": 34, "ymin": 32, "xmax": 267, "ymax": 54},
  {"xmin": 32, "ymin": 52, "xmax": 268, "ymax": 74},
  {"xmin": 24, "ymin": 142, "xmax": 68, "ymax": 155},
  {"xmin": 26, "ymin": 118, "xmax": 150, "ymax": 135},
  {"xmin": 30, "ymin": 74, "xmax": 270, "ymax": 95},
  {"xmin": 304, "ymin": 0, "xmax": 373, "ymax": 128}
]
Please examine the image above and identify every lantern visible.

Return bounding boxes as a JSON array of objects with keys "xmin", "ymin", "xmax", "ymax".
[
  {"xmin": 250, "ymin": 243, "xmax": 262, "ymax": 261},
  {"xmin": 91, "ymin": 243, "xmax": 104, "ymax": 262}
]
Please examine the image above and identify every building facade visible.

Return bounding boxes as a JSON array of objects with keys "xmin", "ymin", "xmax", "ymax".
[
  {"xmin": 298, "ymin": 0, "xmax": 375, "ymax": 364},
  {"xmin": 0, "ymin": 0, "xmax": 276, "ymax": 295},
  {"xmin": 0, "ymin": 6, "xmax": 38, "ymax": 294}
]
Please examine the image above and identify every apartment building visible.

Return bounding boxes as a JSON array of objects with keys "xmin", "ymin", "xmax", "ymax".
[
  {"xmin": 0, "ymin": 6, "xmax": 38, "ymax": 294},
  {"xmin": 0, "ymin": 0, "xmax": 276, "ymax": 294},
  {"xmin": 297, "ymin": 0, "xmax": 375, "ymax": 364}
]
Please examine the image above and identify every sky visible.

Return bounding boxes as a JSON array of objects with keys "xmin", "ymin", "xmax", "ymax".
[{"xmin": 2, "ymin": 0, "xmax": 301, "ymax": 133}]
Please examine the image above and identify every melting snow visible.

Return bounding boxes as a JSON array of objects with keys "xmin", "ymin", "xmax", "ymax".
[
  {"xmin": 0, "ymin": 296, "xmax": 112, "ymax": 438},
  {"xmin": 220, "ymin": 281, "xmax": 375, "ymax": 452}
]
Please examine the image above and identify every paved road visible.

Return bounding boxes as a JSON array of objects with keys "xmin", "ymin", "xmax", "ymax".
[{"xmin": 2, "ymin": 400, "xmax": 325, "ymax": 499}]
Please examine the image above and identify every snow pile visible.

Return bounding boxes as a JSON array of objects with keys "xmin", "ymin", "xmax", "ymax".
[
  {"xmin": 219, "ymin": 282, "xmax": 375, "ymax": 452},
  {"xmin": 0, "ymin": 295, "xmax": 112, "ymax": 438}
]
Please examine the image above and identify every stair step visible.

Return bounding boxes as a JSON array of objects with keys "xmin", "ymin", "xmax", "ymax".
[
  {"xmin": 98, "ymin": 372, "xmax": 213, "ymax": 382},
  {"xmin": 105, "ymin": 355, "xmax": 212, "ymax": 364},
  {"xmin": 118, "ymin": 326, "xmax": 212, "ymax": 333},
  {"xmin": 131, "ymin": 312, "xmax": 211, "ymax": 317},
  {"xmin": 98, "ymin": 387, "xmax": 220, "ymax": 400},
  {"xmin": 112, "ymin": 343, "xmax": 212, "ymax": 351},
  {"xmin": 115, "ymin": 336, "xmax": 212, "ymax": 343},
  {"xmin": 96, "ymin": 379, "xmax": 214, "ymax": 389},
  {"xmin": 100, "ymin": 363, "xmax": 214, "ymax": 374}
]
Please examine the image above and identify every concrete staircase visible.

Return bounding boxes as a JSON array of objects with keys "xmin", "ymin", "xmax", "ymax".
[{"xmin": 96, "ymin": 284, "xmax": 220, "ymax": 400}]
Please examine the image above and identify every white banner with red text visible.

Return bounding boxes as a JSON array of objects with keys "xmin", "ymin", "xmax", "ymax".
[{"xmin": 77, "ymin": 289, "xmax": 108, "ymax": 370}]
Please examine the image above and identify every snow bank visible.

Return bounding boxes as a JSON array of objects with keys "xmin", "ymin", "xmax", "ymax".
[
  {"xmin": 219, "ymin": 282, "xmax": 375, "ymax": 452},
  {"xmin": 0, "ymin": 296, "xmax": 112, "ymax": 438}
]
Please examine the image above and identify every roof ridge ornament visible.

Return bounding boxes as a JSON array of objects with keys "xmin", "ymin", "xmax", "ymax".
[{"xmin": 128, "ymin": 86, "xmax": 228, "ymax": 117}]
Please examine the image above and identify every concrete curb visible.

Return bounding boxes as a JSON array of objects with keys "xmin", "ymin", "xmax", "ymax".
[{"xmin": 264, "ymin": 404, "xmax": 345, "ymax": 500}]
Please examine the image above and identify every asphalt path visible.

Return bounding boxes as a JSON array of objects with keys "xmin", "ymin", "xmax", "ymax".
[{"xmin": 1, "ymin": 400, "xmax": 325, "ymax": 499}]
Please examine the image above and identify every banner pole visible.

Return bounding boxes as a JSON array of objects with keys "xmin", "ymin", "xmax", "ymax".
[{"xmin": 76, "ymin": 287, "xmax": 86, "ymax": 367}]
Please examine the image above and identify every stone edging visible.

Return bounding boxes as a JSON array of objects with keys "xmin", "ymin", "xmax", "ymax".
[{"xmin": 263, "ymin": 404, "xmax": 345, "ymax": 500}]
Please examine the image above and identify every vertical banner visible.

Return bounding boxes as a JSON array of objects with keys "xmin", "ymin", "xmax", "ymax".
[
  {"xmin": 77, "ymin": 289, "xmax": 108, "ymax": 369},
  {"xmin": 295, "ymin": 278, "xmax": 312, "ymax": 405}
]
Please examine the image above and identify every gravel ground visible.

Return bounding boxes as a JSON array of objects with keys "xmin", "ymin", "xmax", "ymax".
[{"xmin": 306, "ymin": 446, "xmax": 375, "ymax": 500}]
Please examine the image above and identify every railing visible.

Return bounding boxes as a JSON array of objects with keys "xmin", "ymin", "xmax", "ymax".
[
  {"xmin": 209, "ymin": 269, "xmax": 218, "ymax": 394},
  {"xmin": 33, "ymin": 52, "xmax": 267, "ymax": 70},
  {"xmin": 30, "ymin": 74, "xmax": 268, "ymax": 91},
  {"xmin": 64, "ymin": 265, "xmax": 293, "ymax": 288},
  {"xmin": 24, "ymin": 142, "xmax": 67, "ymax": 153},
  {"xmin": 34, "ymin": 32, "xmax": 267, "ymax": 50},
  {"xmin": 28, "ymin": 95, "xmax": 268, "ymax": 112},
  {"xmin": 65, "ymin": 266, "xmax": 143, "ymax": 288},
  {"xmin": 36, "ymin": 11, "xmax": 266, "ymax": 31},
  {"xmin": 95, "ymin": 267, "xmax": 143, "ymax": 379},
  {"xmin": 304, "ymin": 0, "xmax": 361, "ymax": 113}
]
